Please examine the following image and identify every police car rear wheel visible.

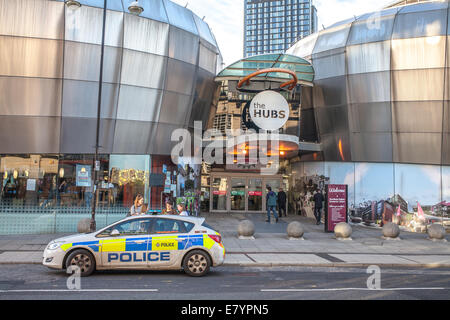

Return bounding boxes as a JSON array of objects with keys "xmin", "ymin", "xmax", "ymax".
[
  {"xmin": 183, "ymin": 250, "xmax": 211, "ymax": 277},
  {"xmin": 66, "ymin": 249, "xmax": 95, "ymax": 277}
]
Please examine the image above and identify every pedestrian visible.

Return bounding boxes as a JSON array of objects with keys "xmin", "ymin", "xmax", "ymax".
[
  {"xmin": 129, "ymin": 194, "xmax": 145, "ymax": 217},
  {"xmin": 177, "ymin": 203, "xmax": 189, "ymax": 216},
  {"xmin": 313, "ymin": 189, "xmax": 324, "ymax": 225},
  {"xmin": 266, "ymin": 186, "xmax": 279, "ymax": 223},
  {"xmin": 161, "ymin": 200, "xmax": 177, "ymax": 215},
  {"xmin": 277, "ymin": 188, "xmax": 287, "ymax": 217}
]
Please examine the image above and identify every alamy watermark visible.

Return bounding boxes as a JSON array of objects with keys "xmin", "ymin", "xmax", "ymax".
[{"xmin": 366, "ymin": 265, "xmax": 381, "ymax": 290}]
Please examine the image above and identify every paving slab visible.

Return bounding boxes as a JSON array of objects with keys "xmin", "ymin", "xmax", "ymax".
[
  {"xmin": 224, "ymin": 254, "xmax": 254, "ymax": 265},
  {"xmin": 329, "ymin": 254, "xmax": 417, "ymax": 265},
  {"xmin": 398, "ymin": 255, "xmax": 450, "ymax": 265},
  {"xmin": 247, "ymin": 253, "xmax": 332, "ymax": 265}
]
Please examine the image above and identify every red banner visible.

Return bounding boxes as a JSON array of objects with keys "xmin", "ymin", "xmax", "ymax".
[
  {"xmin": 248, "ymin": 191, "xmax": 262, "ymax": 196},
  {"xmin": 213, "ymin": 190, "xmax": 226, "ymax": 196},
  {"xmin": 325, "ymin": 184, "xmax": 348, "ymax": 232}
]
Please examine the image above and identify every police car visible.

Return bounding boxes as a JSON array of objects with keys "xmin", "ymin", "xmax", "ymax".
[{"xmin": 43, "ymin": 215, "xmax": 225, "ymax": 277}]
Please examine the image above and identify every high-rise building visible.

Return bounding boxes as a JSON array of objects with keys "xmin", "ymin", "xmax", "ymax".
[{"xmin": 244, "ymin": 0, "xmax": 318, "ymax": 58}]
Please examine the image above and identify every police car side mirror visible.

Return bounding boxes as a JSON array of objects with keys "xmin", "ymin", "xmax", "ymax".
[{"xmin": 111, "ymin": 229, "xmax": 120, "ymax": 236}]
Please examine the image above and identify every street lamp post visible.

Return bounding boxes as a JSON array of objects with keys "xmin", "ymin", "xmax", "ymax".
[{"xmin": 65, "ymin": 0, "xmax": 143, "ymax": 232}]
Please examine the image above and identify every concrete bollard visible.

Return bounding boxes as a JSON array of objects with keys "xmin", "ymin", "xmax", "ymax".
[
  {"xmin": 382, "ymin": 222, "xmax": 401, "ymax": 240},
  {"xmin": 287, "ymin": 221, "xmax": 304, "ymax": 240},
  {"xmin": 334, "ymin": 222, "xmax": 352, "ymax": 240},
  {"xmin": 77, "ymin": 218, "xmax": 91, "ymax": 233},
  {"xmin": 427, "ymin": 224, "xmax": 447, "ymax": 242},
  {"xmin": 237, "ymin": 220, "xmax": 255, "ymax": 240}
]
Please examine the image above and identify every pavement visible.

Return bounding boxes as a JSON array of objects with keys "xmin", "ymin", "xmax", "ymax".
[{"xmin": 0, "ymin": 213, "xmax": 449, "ymax": 268}]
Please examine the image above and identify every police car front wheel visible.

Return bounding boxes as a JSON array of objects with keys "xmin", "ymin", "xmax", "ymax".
[
  {"xmin": 182, "ymin": 250, "xmax": 211, "ymax": 277},
  {"xmin": 65, "ymin": 249, "xmax": 96, "ymax": 277}
]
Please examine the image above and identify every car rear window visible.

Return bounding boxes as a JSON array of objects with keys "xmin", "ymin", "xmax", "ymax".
[{"xmin": 201, "ymin": 221, "xmax": 216, "ymax": 231}]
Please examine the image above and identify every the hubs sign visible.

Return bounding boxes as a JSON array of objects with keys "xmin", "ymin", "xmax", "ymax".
[
  {"xmin": 249, "ymin": 90, "xmax": 290, "ymax": 131},
  {"xmin": 325, "ymin": 184, "xmax": 348, "ymax": 233}
]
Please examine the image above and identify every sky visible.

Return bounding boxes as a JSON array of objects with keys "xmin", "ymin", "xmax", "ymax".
[{"xmin": 171, "ymin": 0, "xmax": 396, "ymax": 67}]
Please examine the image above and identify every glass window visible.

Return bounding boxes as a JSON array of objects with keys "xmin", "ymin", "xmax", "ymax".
[
  {"xmin": 99, "ymin": 218, "xmax": 151, "ymax": 237},
  {"xmin": 248, "ymin": 178, "xmax": 262, "ymax": 211},
  {"xmin": 151, "ymin": 218, "xmax": 189, "ymax": 234},
  {"xmin": 212, "ymin": 177, "xmax": 227, "ymax": 211},
  {"xmin": 231, "ymin": 178, "xmax": 245, "ymax": 211}
]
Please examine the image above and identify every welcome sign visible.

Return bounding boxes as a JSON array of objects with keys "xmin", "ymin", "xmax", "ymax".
[{"xmin": 249, "ymin": 90, "xmax": 290, "ymax": 131}]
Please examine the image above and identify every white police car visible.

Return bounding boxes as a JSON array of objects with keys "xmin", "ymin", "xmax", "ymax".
[{"xmin": 43, "ymin": 215, "xmax": 225, "ymax": 277}]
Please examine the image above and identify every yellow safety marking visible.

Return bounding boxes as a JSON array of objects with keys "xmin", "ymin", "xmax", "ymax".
[
  {"xmin": 203, "ymin": 234, "xmax": 215, "ymax": 249},
  {"xmin": 151, "ymin": 236, "xmax": 178, "ymax": 251},
  {"xmin": 61, "ymin": 243, "xmax": 72, "ymax": 251},
  {"xmin": 101, "ymin": 239, "xmax": 126, "ymax": 252}
]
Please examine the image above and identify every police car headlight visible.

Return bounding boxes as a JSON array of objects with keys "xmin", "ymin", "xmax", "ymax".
[{"xmin": 47, "ymin": 242, "xmax": 63, "ymax": 250}]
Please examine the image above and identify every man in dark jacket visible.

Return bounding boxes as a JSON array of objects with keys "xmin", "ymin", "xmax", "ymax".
[
  {"xmin": 277, "ymin": 188, "xmax": 287, "ymax": 217},
  {"xmin": 313, "ymin": 189, "xmax": 324, "ymax": 225},
  {"xmin": 266, "ymin": 186, "xmax": 279, "ymax": 223}
]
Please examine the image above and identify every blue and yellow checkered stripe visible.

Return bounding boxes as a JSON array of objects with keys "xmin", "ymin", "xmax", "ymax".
[{"xmin": 61, "ymin": 235, "xmax": 213, "ymax": 252}]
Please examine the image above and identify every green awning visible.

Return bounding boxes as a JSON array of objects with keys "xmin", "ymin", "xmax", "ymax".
[{"xmin": 216, "ymin": 53, "xmax": 315, "ymax": 86}]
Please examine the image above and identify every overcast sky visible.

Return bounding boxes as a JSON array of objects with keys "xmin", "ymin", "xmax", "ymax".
[{"xmin": 171, "ymin": 0, "xmax": 396, "ymax": 67}]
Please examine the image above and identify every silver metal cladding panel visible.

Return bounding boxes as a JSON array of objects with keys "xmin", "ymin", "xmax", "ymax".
[
  {"xmin": 312, "ymin": 49, "xmax": 346, "ymax": 80},
  {"xmin": 63, "ymin": 41, "xmax": 101, "ymax": 82},
  {"xmin": 60, "ymin": 117, "xmax": 116, "ymax": 154},
  {"xmin": 120, "ymin": 50, "xmax": 167, "ymax": 89},
  {"xmin": 165, "ymin": 58, "xmax": 196, "ymax": 95},
  {"xmin": 348, "ymin": 72, "xmax": 391, "ymax": 103},
  {"xmin": 393, "ymin": 132, "xmax": 442, "ymax": 165},
  {"xmin": 116, "ymin": 85, "xmax": 163, "ymax": 122},
  {"xmin": 349, "ymin": 102, "xmax": 392, "ymax": 133},
  {"xmin": 198, "ymin": 43, "xmax": 218, "ymax": 74},
  {"xmin": 391, "ymin": 69, "xmax": 445, "ymax": 102},
  {"xmin": 123, "ymin": 13, "xmax": 169, "ymax": 56},
  {"xmin": 0, "ymin": 77, "xmax": 62, "ymax": 117},
  {"xmin": 158, "ymin": 91, "xmax": 192, "ymax": 126},
  {"xmin": 0, "ymin": 0, "xmax": 64, "ymax": 40},
  {"xmin": 150, "ymin": 122, "xmax": 189, "ymax": 155},
  {"xmin": 347, "ymin": 41, "xmax": 391, "ymax": 74},
  {"xmin": 65, "ymin": 4, "xmax": 103, "ymax": 45},
  {"xmin": 391, "ymin": 36, "xmax": 446, "ymax": 70},
  {"xmin": 0, "ymin": 116, "xmax": 60, "ymax": 154},
  {"xmin": 350, "ymin": 132, "xmax": 393, "ymax": 163},
  {"xmin": 0, "ymin": 36, "xmax": 63, "ymax": 78},
  {"xmin": 392, "ymin": 9, "xmax": 448, "ymax": 39},
  {"xmin": 112, "ymin": 120, "xmax": 158, "ymax": 154},
  {"xmin": 62, "ymin": 80, "xmax": 99, "ymax": 118},
  {"xmin": 168, "ymin": 26, "xmax": 199, "ymax": 65},
  {"xmin": 392, "ymin": 101, "xmax": 444, "ymax": 133},
  {"xmin": 347, "ymin": 13, "xmax": 396, "ymax": 46},
  {"xmin": 313, "ymin": 76, "xmax": 348, "ymax": 107},
  {"xmin": 163, "ymin": 0, "xmax": 198, "ymax": 36}
]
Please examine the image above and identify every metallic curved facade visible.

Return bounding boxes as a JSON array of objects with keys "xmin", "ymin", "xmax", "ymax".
[
  {"xmin": 0, "ymin": 0, "xmax": 221, "ymax": 155},
  {"xmin": 287, "ymin": 1, "xmax": 450, "ymax": 165}
]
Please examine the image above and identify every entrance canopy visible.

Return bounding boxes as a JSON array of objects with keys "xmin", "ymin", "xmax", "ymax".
[{"xmin": 216, "ymin": 53, "xmax": 315, "ymax": 88}]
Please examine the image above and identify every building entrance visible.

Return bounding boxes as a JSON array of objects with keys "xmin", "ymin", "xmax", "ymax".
[{"xmin": 210, "ymin": 173, "xmax": 283, "ymax": 213}]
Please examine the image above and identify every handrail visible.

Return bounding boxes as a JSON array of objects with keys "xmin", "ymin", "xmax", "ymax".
[{"xmin": 237, "ymin": 68, "xmax": 298, "ymax": 91}]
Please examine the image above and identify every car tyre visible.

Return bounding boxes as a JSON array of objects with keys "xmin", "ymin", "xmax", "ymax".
[
  {"xmin": 65, "ymin": 249, "xmax": 96, "ymax": 277},
  {"xmin": 182, "ymin": 250, "xmax": 211, "ymax": 277}
]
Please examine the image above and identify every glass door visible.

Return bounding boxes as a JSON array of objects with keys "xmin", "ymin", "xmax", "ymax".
[
  {"xmin": 230, "ymin": 178, "xmax": 246, "ymax": 211},
  {"xmin": 211, "ymin": 177, "xmax": 227, "ymax": 211},
  {"xmin": 248, "ymin": 178, "xmax": 263, "ymax": 212}
]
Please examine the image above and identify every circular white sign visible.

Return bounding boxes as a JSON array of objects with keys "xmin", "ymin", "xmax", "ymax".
[{"xmin": 249, "ymin": 91, "xmax": 290, "ymax": 131}]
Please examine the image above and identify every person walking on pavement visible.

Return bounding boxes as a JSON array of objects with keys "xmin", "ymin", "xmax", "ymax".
[
  {"xmin": 277, "ymin": 188, "xmax": 287, "ymax": 217},
  {"xmin": 266, "ymin": 186, "xmax": 279, "ymax": 223},
  {"xmin": 313, "ymin": 189, "xmax": 324, "ymax": 225}
]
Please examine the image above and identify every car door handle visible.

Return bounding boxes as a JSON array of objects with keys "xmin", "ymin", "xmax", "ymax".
[{"xmin": 134, "ymin": 240, "xmax": 146, "ymax": 244}]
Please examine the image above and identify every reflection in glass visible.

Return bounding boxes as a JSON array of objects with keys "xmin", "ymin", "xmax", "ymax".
[
  {"xmin": 212, "ymin": 177, "xmax": 227, "ymax": 211},
  {"xmin": 231, "ymin": 178, "xmax": 245, "ymax": 211},
  {"xmin": 248, "ymin": 179, "xmax": 262, "ymax": 211}
]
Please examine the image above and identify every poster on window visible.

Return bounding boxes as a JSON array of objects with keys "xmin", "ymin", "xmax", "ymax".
[
  {"xmin": 76, "ymin": 165, "xmax": 91, "ymax": 187},
  {"xmin": 325, "ymin": 184, "xmax": 348, "ymax": 233}
]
